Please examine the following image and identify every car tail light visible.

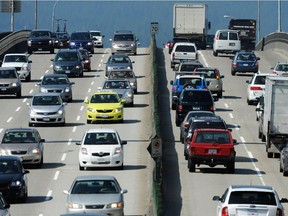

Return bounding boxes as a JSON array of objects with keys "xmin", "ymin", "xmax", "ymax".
[
  {"xmin": 250, "ymin": 86, "xmax": 262, "ymax": 91},
  {"xmin": 172, "ymin": 86, "xmax": 178, "ymax": 91},
  {"xmin": 230, "ymin": 149, "xmax": 235, "ymax": 156},
  {"xmin": 277, "ymin": 208, "xmax": 283, "ymax": 216},
  {"xmin": 190, "ymin": 146, "xmax": 195, "ymax": 155},
  {"xmin": 221, "ymin": 207, "xmax": 229, "ymax": 216},
  {"xmin": 169, "ymin": 43, "xmax": 174, "ymax": 48},
  {"xmin": 232, "ymin": 63, "xmax": 237, "ymax": 67},
  {"xmin": 209, "ymin": 106, "xmax": 214, "ymax": 111},
  {"xmin": 184, "ymin": 123, "xmax": 189, "ymax": 129},
  {"xmin": 215, "ymin": 70, "xmax": 219, "ymax": 80},
  {"xmin": 273, "ymin": 70, "xmax": 277, "ymax": 74},
  {"xmin": 178, "ymin": 105, "xmax": 183, "ymax": 111}
]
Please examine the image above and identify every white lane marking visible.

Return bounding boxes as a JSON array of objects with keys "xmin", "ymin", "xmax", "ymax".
[
  {"xmin": 0, "ymin": 128, "xmax": 3, "ymax": 134},
  {"xmin": 88, "ymin": 88, "xmax": 91, "ymax": 93},
  {"xmin": 54, "ymin": 171, "xmax": 60, "ymax": 180},
  {"xmin": 102, "ymin": 54, "xmax": 105, "ymax": 58},
  {"xmin": 198, "ymin": 51, "xmax": 209, "ymax": 67},
  {"xmin": 40, "ymin": 75, "xmax": 43, "ymax": 80},
  {"xmin": 45, "ymin": 190, "xmax": 52, "ymax": 201},
  {"xmin": 61, "ymin": 153, "xmax": 66, "ymax": 161},
  {"xmin": 98, "ymin": 64, "xmax": 101, "ymax": 67},
  {"xmin": 225, "ymin": 103, "xmax": 228, "ymax": 108},
  {"xmin": 16, "ymin": 107, "xmax": 21, "ymax": 112},
  {"xmin": 45, "ymin": 70, "xmax": 49, "ymax": 73},
  {"xmin": 240, "ymin": 136, "xmax": 266, "ymax": 185},
  {"xmin": 68, "ymin": 138, "xmax": 72, "ymax": 146},
  {"xmin": 7, "ymin": 117, "xmax": 12, "ymax": 123},
  {"xmin": 80, "ymin": 105, "xmax": 84, "ymax": 111},
  {"xmin": 100, "ymin": 59, "xmax": 103, "ymax": 63},
  {"xmin": 76, "ymin": 116, "xmax": 80, "ymax": 121},
  {"xmin": 50, "ymin": 65, "xmax": 53, "ymax": 68},
  {"xmin": 22, "ymin": 98, "xmax": 27, "ymax": 103},
  {"xmin": 38, "ymin": 214, "xmax": 43, "ymax": 216},
  {"xmin": 72, "ymin": 126, "xmax": 77, "ymax": 133},
  {"xmin": 91, "ymin": 81, "xmax": 94, "ymax": 85},
  {"xmin": 229, "ymin": 113, "xmax": 234, "ymax": 119},
  {"xmin": 29, "ymin": 89, "xmax": 34, "ymax": 94}
]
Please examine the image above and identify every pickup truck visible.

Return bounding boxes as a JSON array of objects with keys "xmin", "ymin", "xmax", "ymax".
[{"xmin": 170, "ymin": 42, "xmax": 198, "ymax": 68}]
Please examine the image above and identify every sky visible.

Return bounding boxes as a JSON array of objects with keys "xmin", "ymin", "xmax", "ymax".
[{"xmin": 1, "ymin": 0, "xmax": 287, "ymax": 47}]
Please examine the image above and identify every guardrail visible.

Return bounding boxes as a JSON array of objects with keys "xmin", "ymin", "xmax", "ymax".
[{"xmin": 256, "ymin": 32, "xmax": 288, "ymax": 56}]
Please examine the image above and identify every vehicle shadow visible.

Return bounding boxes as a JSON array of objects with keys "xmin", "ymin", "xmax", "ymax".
[
  {"xmin": 215, "ymin": 108, "xmax": 233, "ymax": 112},
  {"xmin": 132, "ymin": 104, "xmax": 149, "ymax": 108},
  {"xmin": 84, "ymin": 165, "xmax": 147, "ymax": 171},
  {"xmin": 222, "ymin": 95, "xmax": 242, "ymax": 99},
  {"xmin": 157, "ymin": 48, "xmax": 182, "ymax": 216},
  {"xmin": 235, "ymin": 155, "xmax": 258, "ymax": 163},
  {"xmin": 9, "ymin": 196, "xmax": 50, "ymax": 204},
  {"xmin": 136, "ymin": 91, "xmax": 150, "ymax": 95},
  {"xmin": 197, "ymin": 167, "xmax": 265, "ymax": 175}
]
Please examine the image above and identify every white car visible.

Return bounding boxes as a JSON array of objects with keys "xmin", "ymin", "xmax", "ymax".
[
  {"xmin": 1, "ymin": 53, "xmax": 32, "ymax": 81},
  {"xmin": 213, "ymin": 185, "xmax": 288, "ymax": 216},
  {"xmin": 271, "ymin": 62, "xmax": 288, "ymax": 75},
  {"xmin": 246, "ymin": 73, "xmax": 277, "ymax": 105},
  {"xmin": 170, "ymin": 42, "xmax": 198, "ymax": 68},
  {"xmin": 77, "ymin": 128, "xmax": 127, "ymax": 170},
  {"xmin": 89, "ymin": 30, "xmax": 105, "ymax": 48}
]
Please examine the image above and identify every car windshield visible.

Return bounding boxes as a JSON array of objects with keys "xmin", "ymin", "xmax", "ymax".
[
  {"xmin": 4, "ymin": 55, "xmax": 27, "ymax": 63},
  {"xmin": 228, "ymin": 191, "xmax": 277, "ymax": 205},
  {"xmin": 79, "ymin": 50, "xmax": 89, "ymax": 58},
  {"xmin": 71, "ymin": 33, "xmax": 91, "ymax": 40},
  {"xmin": 108, "ymin": 71, "xmax": 134, "ymax": 79},
  {"xmin": 90, "ymin": 94, "xmax": 120, "ymax": 103},
  {"xmin": 42, "ymin": 77, "xmax": 69, "ymax": 85},
  {"xmin": 0, "ymin": 70, "xmax": 17, "ymax": 78},
  {"xmin": 108, "ymin": 56, "xmax": 130, "ymax": 64},
  {"xmin": 32, "ymin": 95, "xmax": 61, "ymax": 105},
  {"xmin": 175, "ymin": 45, "xmax": 195, "ymax": 52},
  {"xmin": 30, "ymin": 31, "xmax": 50, "ymax": 38},
  {"xmin": 55, "ymin": 52, "xmax": 79, "ymax": 61},
  {"xmin": 194, "ymin": 131, "xmax": 230, "ymax": 143},
  {"xmin": 2, "ymin": 131, "xmax": 37, "ymax": 143},
  {"xmin": 114, "ymin": 34, "xmax": 134, "ymax": 41},
  {"xmin": 103, "ymin": 81, "xmax": 130, "ymax": 89},
  {"xmin": 0, "ymin": 160, "xmax": 22, "ymax": 174},
  {"xmin": 71, "ymin": 180, "xmax": 119, "ymax": 194},
  {"xmin": 84, "ymin": 132, "xmax": 118, "ymax": 145}
]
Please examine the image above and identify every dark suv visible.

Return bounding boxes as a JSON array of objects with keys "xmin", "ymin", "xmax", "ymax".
[
  {"xmin": 174, "ymin": 88, "xmax": 217, "ymax": 126},
  {"xmin": 69, "ymin": 32, "xmax": 94, "ymax": 54},
  {"xmin": 27, "ymin": 30, "xmax": 54, "ymax": 54}
]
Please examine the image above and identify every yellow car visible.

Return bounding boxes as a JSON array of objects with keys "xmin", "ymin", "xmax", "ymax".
[{"xmin": 85, "ymin": 91, "xmax": 125, "ymax": 124}]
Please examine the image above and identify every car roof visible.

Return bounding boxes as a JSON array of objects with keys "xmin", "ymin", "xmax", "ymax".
[
  {"xmin": 230, "ymin": 185, "xmax": 274, "ymax": 192},
  {"xmin": 174, "ymin": 42, "xmax": 196, "ymax": 46},
  {"xmin": 0, "ymin": 155, "xmax": 23, "ymax": 161},
  {"xmin": 33, "ymin": 92, "xmax": 62, "ymax": 97},
  {"xmin": 4, "ymin": 53, "xmax": 28, "ymax": 56},
  {"xmin": 4, "ymin": 128, "xmax": 37, "ymax": 133},
  {"xmin": 236, "ymin": 51, "xmax": 255, "ymax": 55},
  {"xmin": 191, "ymin": 116, "xmax": 223, "ymax": 122},
  {"xmin": 194, "ymin": 128, "xmax": 230, "ymax": 133},
  {"xmin": 93, "ymin": 91, "xmax": 118, "ymax": 95},
  {"xmin": 86, "ymin": 128, "xmax": 117, "ymax": 133},
  {"xmin": 74, "ymin": 175, "xmax": 117, "ymax": 181},
  {"xmin": 43, "ymin": 74, "xmax": 69, "ymax": 78}
]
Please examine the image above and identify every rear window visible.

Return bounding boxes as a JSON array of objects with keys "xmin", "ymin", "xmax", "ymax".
[
  {"xmin": 179, "ymin": 78, "xmax": 201, "ymax": 86},
  {"xmin": 219, "ymin": 32, "xmax": 228, "ymax": 40},
  {"xmin": 194, "ymin": 131, "xmax": 230, "ymax": 143},
  {"xmin": 276, "ymin": 64, "xmax": 288, "ymax": 71},
  {"xmin": 254, "ymin": 76, "xmax": 266, "ymax": 85},
  {"xmin": 195, "ymin": 70, "xmax": 217, "ymax": 78},
  {"xmin": 228, "ymin": 191, "xmax": 277, "ymax": 205},
  {"xmin": 180, "ymin": 64, "xmax": 203, "ymax": 72},
  {"xmin": 183, "ymin": 91, "xmax": 211, "ymax": 102},
  {"xmin": 229, "ymin": 32, "xmax": 239, "ymax": 40},
  {"xmin": 175, "ymin": 45, "xmax": 195, "ymax": 52},
  {"xmin": 192, "ymin": 121, "xmax": 227, "ymax": 131}
]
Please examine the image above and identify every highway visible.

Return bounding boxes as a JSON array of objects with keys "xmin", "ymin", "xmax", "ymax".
[
  {"xmin": 1, "ymin": 48, "xmax": 153, "ymax": 216},
  {"xmin": 2, "ymin": 43, "xmax": 288, "ymax": 216},
  {"xmin": 160, "ymin": 47, "xmax": 288, "ymax": 215}
]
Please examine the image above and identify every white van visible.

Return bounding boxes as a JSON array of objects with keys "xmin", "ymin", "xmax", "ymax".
[{"xmin": 213, "ymin": 30, "xmax": 241, "ymax": 56}]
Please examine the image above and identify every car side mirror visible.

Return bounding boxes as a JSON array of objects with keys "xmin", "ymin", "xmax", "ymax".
[
  {"xmin": 121, "ymin": 189, "xmax": 128, "ymax": 194},
  {"xmin": 121, "ymin": 141, "xmax": 127, "ymax": 145},
  {"xmin": 63, "ymin": 190, "xmax": 69, "ymax": 195},
  {"xmin": 257, "ymin": 57, "xmax": 260, "ymax": 60},
  {"xmin": 212, "ymin": 196, "xmax": 221, "ymax": 201},
  {"xmin": 84, "ymin": 99, "xmax": 89, "ymax": 104},
  {"xmin": 24, "ymin": 170, "xmax": 30, "ymax": 174},
  {"xmin": 170, "ymin": 80, "xmax": 174, "ymax": 85},
  {"xmin": 220, "ymin": 75, "xmax": 224, "ymax": 78},
  {"xmin": 29, "ymin": 60, "xmax": 32, "ymax": 63},
  {"xmin": 280, "ymin": 198, "xmax": 288, "ymax": 203},
  {"xmin": 70, "ymin": 82, "xmax": 75, "ymax": 85},
  {"xmin": 206, "ymin": 81, "xmax": 210, "ymax": 86},
  {"xmin": 50, "ymin": 58, "xmax": 54, "ymax": 61},
  {"xmin": 233, "ymin": 139, "xmax": 237, "ymax": 144}
]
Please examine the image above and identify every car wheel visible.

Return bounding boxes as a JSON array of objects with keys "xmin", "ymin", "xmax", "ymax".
[
  {"xmin": 227, "ymin": 162, "xmax": 235, "ymax": 173},
  {"xmin": 267, "ymin": 152, "xmax": 273, "ymax": 158},
  {"xmin": 26, "ymin": 74, "xmax": 31, "ymax": 82},
  {"xmin": 87, "ymin": 120, "xmax": 92, "ymax": 124},
  {"xmin": 28, "ymin": 49, "xmax": 32, "ymax": 54},
  {"xmin": 68, "ymin": 97, "xmax": 73, "ymax": 102},
  {"xmin": 79, "ymin": 164, "xmax": 84, "ymax": 171},
  {"xmin": 134, "ymin": 51, "xmax": 137, "ymax": 55},
  {"xmin": 79, "ymin": 71, "xmax": 84, "ymax": 77},
  {"xmin": 50, "ymin": 49, "xmax": 54, "ymax": 54},
  {"xmin": 280, "ymin": 162, "xmax": 283, "ymax": 172},
  {"xmin": 231, "ymin": 70, "xmax": 236, "ymax": 76},
  {"xmin": 134, "ymin": 89, "xmax": 137, "ymax": 94},
  {"xmin": 213, "ymin": 51, "xmax": 218, "ymax": 56},
  {"xmin": 16, "ymin": 90, "xmax": 22, "ymax": 98},
  {"xmin": 118, "ymin": 163, "xmax": 124, "ymax": 170},
  {"xmin": 247, "ymin": 99, "xmax": 253, "ymax": 105},
  {"xmin": 188, "ymin": 157, "xmax": 195, "ymax": 172},
  {"xmin": 28, "ymin": 122, "xmax": 33, "ymax": 127},
  {"xmin": 184, "ymin": 149, "xmax": 188, "ymax": 160},
  {"xmin": 171, "ymin": 62, "xmax": 174, "ymax": 68},
  {"xmin": 258, "ymin": 128, "xmax": 262, "ymax": 139},
  {"xmin": 91, "ymin": 49, "xmax": 94, "ymax": 54},
  {"xmin": 283, "ymin": 168, "xmax": 288, "ymax": 176},
  {"xmin": 175, "ymin": 116, "xmax": 181, "ymax": 127},
  {"xmin": 88, "ymin": 67, "xmax": 91, "ymax": 72},
  {"xmin": 217, "ymin": 91, "xmax": 223, "ymax": 98},
  {"xmin": 172, "ymin": 102, "xmax": 176, "ymax": 110}
]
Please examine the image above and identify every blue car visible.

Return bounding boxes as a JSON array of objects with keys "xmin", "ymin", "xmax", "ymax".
[
  {"xmin": 170, "ymin": 75, "xmax": 209, "ymax": 110},
  {"xmin": 69, "ymin": 32, "xmax": 94, "ymax": 54},
  {"xmin": 231, "ymin": 51, "xmax": 260, "ymax": 76}
]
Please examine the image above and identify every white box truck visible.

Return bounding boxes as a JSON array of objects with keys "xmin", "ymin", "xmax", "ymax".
[
  {"xmin": 260, "ymin": 76, "xmax": 288, "ymax": 158},
  {"xmin": 173, "ymin": 3, "xmax": 210, "ymax": 49}
]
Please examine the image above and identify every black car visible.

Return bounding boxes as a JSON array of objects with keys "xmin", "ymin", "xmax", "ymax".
[
  {"xmin": 174, "ymin": 88, "xmax": 217, "ymax": 127},
  {"xmin": 231, "ymin": 51, "xmax": 260, "ymax": 76},
  {"xmin": 27, "ymin": 30, "xmax": 54, "ymax": 54},
  {"xmin": 51, "ymin": 49, "xmax": 84, "ymax": 77},
  {"xmin": 0, "ymin": 156, "xmax": 29, "ymax": 202}
]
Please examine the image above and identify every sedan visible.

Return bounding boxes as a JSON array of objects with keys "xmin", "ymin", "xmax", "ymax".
[
  {"xmin": 0, "ymin": 67, "xmax": 22, "ymax": 98},
  {"xmin": 107, "ymin": 69, "xmax": 137, "ymax": 94},
  {"xmin": 231, "ymin": 51, "xmax": 260, "ymax": 76},
  {"xmin": 37, "ymin": 74, "xmax": 75, "ymax": 102},
  {"xmin": 213, "ymin": 185, "xmax": 288, "ymax": 216},
  {"xmin": 0, "ymin": 128, "xmax": 45, "ymax": 168},
  {"xmin": 0, "ymin": 156, "xmax": 29, "ymax": 202},
  {"xmin": 105, "ymin": 54, "xmax": 134, "ymax": 77},
  {"xmin": 76, "ymin": 128, "xmax": 127, "ymax": 170},
  {"xmin": 63, "ymin": 175, "xmax": 127, "ymax": 215},
  {"xmin": 271, "ymin": 62, "xmax": 288, "ymax": 75},
  {"xmin": 27, "ymin": 92, "xmax": 66, "ymax": 126},
  {"xmin": 101, "ymin": 79, "xmax": 134, "ymax": 107}
]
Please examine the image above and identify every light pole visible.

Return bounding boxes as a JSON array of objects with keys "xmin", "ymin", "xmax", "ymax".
[
  {"xmin": 34, "ymin": 0, "xmax": 38, "ymax": 29},
  {"xmin": 258, "ymin": 0, "xmax": 260, "ymax": 42},
  {"xmin": 277, "ymin": 0, "xmax": 281, "ymax": 32},
  {"xmin": 51, "ymin": 0, "xmax": 60, "ymax": 32}
]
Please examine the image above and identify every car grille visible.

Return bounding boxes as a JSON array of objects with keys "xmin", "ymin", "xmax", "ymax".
[
  {"xmin": 0, "ymin": 84, "xmax": 9, "ymax": 87},
  {"xmin": 36, "ymin": 112, "xmax": 58, "ymax": 115},
  {"xmin": 11, "ymin": 151, "xmax": 27, "ymax": 155},
  {"xmin": 85, "ymin": 204, "xmax": 105, "ymax": 209},
  {"xmin": 92, "ymin": 152, "xmax": 110, "ymax": 157},
  {"xmin": 60, "ymin": 66, "xmax": 74, "ymax": 70},
  {"xmin": 47, "ymin": 89, "xmax": 63, "ymax": 93},
  {"xmin": 0, "ymin": 184, "xmax": 9, "ymax": 190},
  {"xmin": 15, "ymin": 67, "xmax": 22, "ymax": 71},
  {"xmin": 74, "ymin": 42, "xmax": 88, "ymax": 46},
  {"xmin": 97, "ymin": 109, "xmax": 113, "ymax": 113}
]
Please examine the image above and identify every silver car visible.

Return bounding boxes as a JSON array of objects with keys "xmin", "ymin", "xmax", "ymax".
[
  {"xmin": 0, "ymin": 67, "xmax": 21, "ymax": 98},
  {"xmin": 110, "ymin": 30, "xmax": 139, "ymax": 55},
  {"xmin": 27, "ymin": 92, "xmax": 66, "ymax": 126},
  {"xmin": 104, "ymin": 54, "xmax": 134, "ymax": 77},
  {"xmin": 63, "ymin": 175, "xmax": 127, "ymax": 215},
  {"xmin": 0, "ymin": 128, "xmax": 45, "ymax": 168},
  {"xmin": 37, "ymin": 74, "xmax": 74, "ymax": 102},
  {"xmin": 101, "ymin": 79, "xmax": 134, "ymax": 106},
  {"xmin": 107, "ymin": 69, "xmax": 137, "ymax": 94}
]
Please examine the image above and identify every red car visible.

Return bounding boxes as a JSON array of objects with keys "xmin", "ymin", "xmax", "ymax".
[
  {"xmin": 187, "ymin": 128, "xmax": 236, "ymax": 173},
  {"xmin": 79, "ymin": 49, "xmax": 92, "ymax": 71}
]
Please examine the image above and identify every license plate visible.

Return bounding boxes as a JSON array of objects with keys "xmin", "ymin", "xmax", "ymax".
[
  {"xmin": 65, "ymin": 70, "xmax": 70, "ymax": 73},
  {"xmin": 208, "ymin": 149, "xmax": 217, "ymax": 154},
  {"xmin": 97, "ymin": 158, "xmax": 105, "ymax": 162},
  {"xmin": 38, "ymin": 48, "xmax": 42, "ymax": 51},
  {"xmin": 0, "ymin": 88, "xmax": 7, "ymax": 91},
  {"xmin": 229, "ymin": 43, "xmax": 235, "ymax": 46},
  {"xmin": 192, "ymin": 107, "xmax": 200, "ymax": 110},
  {"xmin": 43, "ymin": 117, "xmax": 50, "ymax": 121},
  {"xmin": 243, "ymin": 64, "xmax": 249, "ymax": 66},
  {"xmin": 101, "ymin": 114, "xmax": 109, "ymax": 118}
]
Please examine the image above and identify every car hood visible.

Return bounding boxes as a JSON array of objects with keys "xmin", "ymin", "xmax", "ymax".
[
  {"xmin": 0, "ymin": 173, "xmax": 22, "ymax": 183},
  {"xmin": 40, "ymin": 84, "xmax": 69, "ymax": 89},
  {"xmin": 83, "ymin": 144, "xmax": 120, "ymax": 152},
  {"xmin": 30, "ymin": 105, "xmax": 63, "ymax": 112},
  {"xmin": 1, "ymin": 143, "xmax": 39, "ymax": 152},
  {"xmin": 54, "ymin": 61, "xmax": 81, "ymax": 66},
  {"xmin": 2, "ymin": 62, "xmax": 29, "ymax": 68},
  {"xmin": 114, "ymin": 41, "xmax": 135, "ymax": 46},
  {"xmin": 68, "ymin": 193, "xmax": 121, "ymax": 204},
  {"xmin": 0, "ymin": 78, "xmax": 19, "ymax": 84},
  {"xmin": 88, "ymin": 103, "xmax": 122, "ymax": 109}
]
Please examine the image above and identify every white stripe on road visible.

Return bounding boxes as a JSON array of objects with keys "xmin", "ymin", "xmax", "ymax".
[
  {"xmin": 61, "ymin": 153, "xmax": 66, "ymax": 161},
  {"xmin": 7, "ymin": 117, "xmax": 12, "ymax": 123},
  {"xmin": 16, "ymin": 107, "xmax": 21, "ymax": 112},
  {"xmin": 229, "ymin": 113, "xmax": 234, "ymax": 119},
  {"xmin": 45, "ymin": 190, "xmax": 52, "ymax": 201},
  {"xmin": 54, "ymin": 171, "xmax": 60, "ymax": 180}
]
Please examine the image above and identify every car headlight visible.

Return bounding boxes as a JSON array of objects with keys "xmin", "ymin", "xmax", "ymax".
[
  {"xmin": 49, "ymin": 40, "xmax": 53, "ymax": 44},
  {"xmin": 115, "ymin": 107, "xmax": 123, "ymax": 113},
  {"xmin": 70, "ymin": 42, "xmax": 76, "ymax": 46},
  {"xmin": 11, "ymin": 82, "xmax": 18, "ymax": 87},
  {"xmin": 127, "ymin": 66, "xmax": 131, "ymax": 69},
  {"xmin": 27, "ymin": 40, "xmax": 31, "ymax": 46},
  {"xmin": 22, "ymin": 66, "xmax": 28, "ymax": 71},
  {"xmin": 130, "ymin": 43, "xmax": 134, "ymax": 47},
  {"xmin": 10, "ymin": 181, "xmax": 22, "ymax": 187},
  {"xmin": 58, "ymin": 109, "xmax": 64, "ymax": 115},
  {"xmin": 107, "ymin": 202, "xmax": 123, "ymax": 209},
  {"xmin": 107, "ymin": 66, "xmax": 112, "ymax": 71},
  {"xmin": 123, "ymin": 91, "xmax": 132, "ymax": 98},
  {"xmin": 30, "ymin": 109, "xmax": 37, "ymax": 115},
  {"xmin": 75, "ymin": 65, "xmax": 81, "ymax": 69},
  {"xmin": 130, "ymin": 82, "xmax": 134, "ymax": 86},
  {"xmin": 68, "ymin": 203, "xmax": 83, "ymax": 209},
  {"xmin": 54, "ymin": 65, "xmax": 61, "ymax": 70},
  {"xmin": 65, "ymin": 87, "xmax": 70, "ymax": 93},
  {"xmin": 81, "ymin": 147, "xmax": 87, "ymax": 155},
  {"xmin": 87, "ymin": 108, "xmax": 96, "ymax": 113},
  {"xmin": 87, "ymin": 42, "xmax": 92, "ymax": 46},
  {"xmin": 40, "ymin": 87, "xmax": 47, "ymax": 93},
  {"xmin": 31, "ymin": 148, "xmax": 40, "ymax": 154},
  {"xmin": 114, "ymin": 147, "xmax": 122, "ymax": 155}
]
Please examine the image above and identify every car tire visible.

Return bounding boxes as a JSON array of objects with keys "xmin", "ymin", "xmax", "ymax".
[
  {"xmin": 171, "ymin": 62, "xmax": 174, "ymax": 68},
  {"xmin": 267, "ymin": 152, "xmax": 273, "ymax": 158},
  {"xmin": 261, "ymin": 134, "xmax": 266, "ymax": 142},
  {"xmin": 88, "ymin": 67, "xmax": 91, "ymax": 72},
  {"xmin": 87, "ymin": 120, "xmax": 92, "ymax": 124},
  {"xmin": 29, "ymin": 122, "xmax": 33, "ymax": 127},
  {"xmin": 79, "ymin": 71, "xmax": 84, "ymax": 77},
  {"xmin": 172, "ymin": 103, "xmax": 176, "ymax": 110},
  {"xmin": 231, "ymin": 70, "xmax": 236, "ymax": 76},
  {"xmin": 79, "ymin": 164, "xmax": 84, "ymax": 171},
  {"xmin": 258, "ymin": 128, "xmax": 262, "ymax": 139},
  {"xmin": 280, "ymin": 163, "xmax": 283, "ymax": 172},
  {"xmin": 217, "ymin": 91, "xmax": 223, "ymax": 98},
  {"xmin": 26, "ymin": 74, "xmax": 31, "ymax": 82},
  {"xmin": 16, "ymin": 90, "xmax": 22, "ymax": 98},
  {"xmin": 50, "ymin": 49, "xmax": 54, "ymax": 54},
  {"xmin": 227, "ymin": 162, "xmax": 235, "ymax": 173},
  {"xmin": 184, "ymin": 149, "xmax": 188, "ymax": 160},
  {"xmin": 213, "ymin": 51, "xmax": 218, "ymax": 56},
  {"xmin": 283, "ymin": 170, "xmax": 288, "ymax": 177},
  {"xmin": 188, "ymin": 157, "xmax": 195, "ymax": 172},
  {"xmin": 134, "ymin": 89, "xmax": 137, "ymax": 94},
  {"xmin": 91, "ymin": 49, "xmax": 94, "ymax": 54},
  {"xmin": 28, "ymin": 49, "xmax": 32, "ymax": 54},
  {"xmin": 247, "ymin": 99, "xmax": 253, "ymax": 105},
  {"xmin": 118, "ymin": 163, "xmax": 124, "ymax": 170}
]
